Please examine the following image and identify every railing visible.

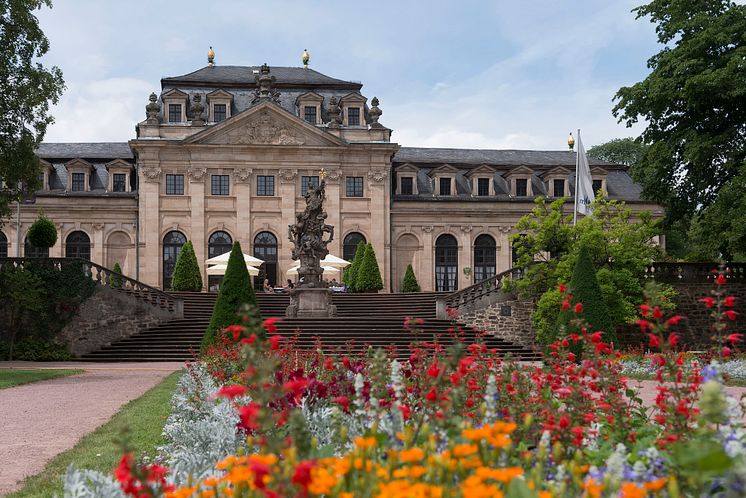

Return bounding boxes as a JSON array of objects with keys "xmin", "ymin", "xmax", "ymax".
[
  {"xmin": 643, "ymin": 262, "xmax": 746, "ymax": 283},
  {"xmin": 437, "ymin": 267, "xmax": 525, "ymax": 318},
  {"xmin": 0, "ymin": 257, "xmax": 183, "ymax": 317}
]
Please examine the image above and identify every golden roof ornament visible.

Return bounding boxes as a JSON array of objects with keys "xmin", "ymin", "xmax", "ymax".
[
  {"xmin": 302, "ymin": 49, "xmax": 310, "ymax": 69},
  {"xmin": 207, "ymin": 46, "xmax": 215, "ymax": 66},
  {"xmin": 567, "ymin": 132, "xmax": 575, "ymax": 151},
  {"xmin": 319, "ymin": 168, "xmax": 326, "ymax": 180}
]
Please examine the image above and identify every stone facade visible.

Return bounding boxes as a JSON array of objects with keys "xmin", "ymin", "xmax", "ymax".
[
  {"xmin": 58, "ymin": 286, "xmax": 177, "ymax": 355},
  {"xmin": 458, "ymin": 293, "xmax": 536, "ymax": 348}
]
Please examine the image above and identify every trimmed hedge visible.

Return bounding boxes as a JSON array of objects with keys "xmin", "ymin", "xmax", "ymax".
[
  {"xmin": 27, "ymin": 213, "xmax": 57, "ymax": 249},
  {"xmin": 355, "ymin": 243, "xmax": 384, "ymax": 293},
  {"xmin": 111, "ymin": 262, "xmax": 123, "ymax": 289},
  {"xmin": 344, "ymin": 241, "xmax": 367, "ymax": 291},
  {"xmin": 202, "ymin": 242, "xmax": 259, "ymax": 351},
  {"xmin": 171, "ymin": 241, "xmax": 203, "ymax": 291},
  {"xmin": 401, "ymin": 264, "xmax": 421, "ymax": 293}
]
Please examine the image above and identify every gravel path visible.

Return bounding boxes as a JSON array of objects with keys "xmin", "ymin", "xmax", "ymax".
[{"xmin": 0, "ymin": 361, "xmax": 183, "ymax": 496}]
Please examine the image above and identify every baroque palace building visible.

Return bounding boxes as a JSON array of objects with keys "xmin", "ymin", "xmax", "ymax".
[{"xmin": 0, "ymin": 59, "xmax": 662, "ymax": 292}]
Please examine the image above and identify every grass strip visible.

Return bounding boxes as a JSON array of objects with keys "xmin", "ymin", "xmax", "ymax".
[
  {"xmin": 0, "ymin": 369, "xmax": 83, "ymax": 389},
  {"xmin": 8, "ymin": 370, "xmax": 181, "ymax": 498}
]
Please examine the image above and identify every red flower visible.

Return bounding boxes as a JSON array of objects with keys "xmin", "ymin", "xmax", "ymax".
[
  {"xmin": 567, "ymin": 352, "xmax": 576, "ymax": 362},
  {"xmin": 636, "ymin": 319, "xmax": 652, "ymax": 332},
  {"xmin": 724, "ymin": 296, "xmax": 737, "ymax": 307},
  {"xmin": 716, "ymin": 274, "xmax": 727, "ymax": 285},
  {"xmin": 238, "ymin": 402, "xmax": 262, "ymax": 432},
  {"xmin": 723, "ymin": 346, "xmax": 732, "ymax": 358},
  {"xmin": 559, "ymin": 414, "xmax": 570, "ymax": 429},
  {"xmin": 426, "ymin": 361, "xmax": 441, "ymax": 378},
  {"xmin": 726, "ymin": 333, "xmax": 743, "ymax": 344},
  {"xmin": 398, "ymin": 404, "xmax": 411, "ymax": 420},
  {"xmin": 283, "ymin": 378, "xmax": 310, "ymax": 399},
  {"xmin": 426, "ymin": 386, "xmax": 438, "ymax": 402},
  {"xmin": 334, "ymin": 396, "xmax": 350, "ymax": 413},
  {"xmin": 240, "ymin": 334, "xmax": 257, "ymax": 345},
  {"xmin": 561, "ymin": 300, "xmax": 570, "ymax": 311},
  {"xmin": 590, "ymin": 331, "xmax": 604, "ymax": 343},
  {"xmin": 559, "ymin": 283, "xmax": 567, "ymax": 294},
  {"xmin": 640, "ymin": 304, "xmax": 651, "ymax": 317},
  {"xmin": 292, "ymin": 461, "xmax": 315, "ymax": 490},
  {"xmin": 227, "ymin": 324, "xmax": 245, "ymax": 340},
  {"xmin": 217, "ymin": 384, "xmax": 248, "ymax": 399},
  {"xmin": 724, "ymin": 310, "xmax": 738, "ymax": 321},
  {"xmin": 647, "ymin": 333, "xmax": 661, "ymax": 348},
  {"xmin": 652, "ymin": 307, "xmax": 663, "ymax": 319},
  {"xmin": 668, "ymin": 333, "xmax": 679, "ymax": 348},
  {"xmin": 666, "ymin": 315, "xmax": 685, "ymax": 326},
  {"xmin": 574, "ymin": 303, "xmax": 583, "ymax": 314},
  {"xmin": 249, "ymin": 460, "xmax": 270, "ymax": 489},
  {"xmin": 263, "ymin": 317, "xmax": 281, "ymax": 334},
  {"xmin": 699, "ymin": 297, "xmax": 716, "ymax": 308},
  {"xmin": 269, "ymin": 335, "xmax": 282, "ymax": 350}
]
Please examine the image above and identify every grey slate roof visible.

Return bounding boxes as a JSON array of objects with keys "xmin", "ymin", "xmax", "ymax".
[
  {"xmin": 37, "ymin": 143, "xmax": 133, "ymax": 160},
  {"xmin": 162, "ymin": 66, "xmax": 362, "ymax": 90},
  {"xmin": 394, "ymin": 147, "xmax": 616, "ymax": 168}
]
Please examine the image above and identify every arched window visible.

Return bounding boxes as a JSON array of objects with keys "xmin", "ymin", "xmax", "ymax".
[
  {"xmin": 208, "ymin": 231, "xmax": 233, "ymax": 292},
  {"xmin": 254, "ymin": 231, "xmax": 278, "ymax": 288},
  {"xmin": 435, "ymin": 234, "xmax": 458, "ymax": 292},
  {"xmin": 343, "ymin": 232, "xmax": 366, "ymax": 263},
  {"xmin": 65, "ymin": 231, "xmax": 91, "ymax": 260},
  {"xmin": 163, "ymin": 231, "xmax": 186, "ymax": 289},
  {"xmin": 473, "ymin": 234, "xmax": 496, "ymax": 283},
  {"xmin": 25, "ymin": 235, "xmax": 49, "ymax": 258},
  {"xmin": 0, "ymin": 231, "xmax": 7, "ymax": 258}
]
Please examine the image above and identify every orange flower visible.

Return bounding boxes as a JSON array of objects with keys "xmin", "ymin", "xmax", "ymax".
[
  {"xmin": 644, "ymin": 478, "xmax": 668, "ymax": 492},
  {"xmin": 453, "ymin": 444, "xmax": 479, "ymax": 458},
  {"xmin": 583, "ymin": 478, "xmax": 604, "ymax": 498},
  {"xmin": 354, "ymin": 436, "xmax": 377, "ymax": 449},
  {"xmin": 619, "ymin": 482, "xmax": 647, "ymax": 498},
  {"xmin": 399, "ymin": 447, "xmax": 426, "ymax": 463}
]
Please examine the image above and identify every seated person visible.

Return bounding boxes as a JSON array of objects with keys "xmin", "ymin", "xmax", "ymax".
[
  {"xmin": 329, "ymin": 278, "xmax": 339, "ymax": 287},
  {"xmin": 284, "ymin": 279, "xmax": 295, "ymax": 291},
  {"xmin": 262, "ymin": 279, "xmax": 273, "ymax": 293}
]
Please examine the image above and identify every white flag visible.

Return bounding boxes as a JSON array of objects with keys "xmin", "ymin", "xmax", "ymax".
[{"xmin": 575, "ymin": 132, "xmax": 595, "ymax": 216}]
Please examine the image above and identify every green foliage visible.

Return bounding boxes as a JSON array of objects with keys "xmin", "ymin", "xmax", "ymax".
[
  {"xmin": 0, "ymin": 267, "xmax": 45, "ymax": 359},
  {"xmin": 0, "ymin": 337, "xmax": 74, "ymax": 361},
  {"xmin": 203, "ymin": 242, "xmax": 259, "ymax": 351},
  {"xmin": 111, "ymin": 262, "xmax": 123, "ymax": 288},
  {"xmin": 612, "ymin": 0, "xmax": 746, "ymax": 258},
  {"xmin": 27, "ymin": 212, "xmax": 57, "ymax": 249},
  {"xmin": 587, "ymin": 137, "xmax": 647, "ymax": 167},
  {"xmin": 343, "ymin": 241, "xmax": 367, "ymax": 292},
  {"xmin": 355, "ymin": 243, "xmax": 384, "ymax": 293},
  {"xmin": 0, "ymin": 0, "xmax": 65, "ymax": 221},
  {"xmin": 170, "ymin": 241, "xmax": 203, "ymax": 291},
  {"xmin": 401, "ymin": 263, "xmax": 421, "ymax": 293},
  {"xmin": 512, "ymin": 197, "xmax": 667, "ymax": 344},
  {"xmin": 555, "ymin": 245, "xmax": 615, "ymax": 345}
]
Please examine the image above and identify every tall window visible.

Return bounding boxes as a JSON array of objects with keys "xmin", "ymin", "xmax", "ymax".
[
  {"xmin": 477, "ymin": 178, "xmax": 490, "ymax": 196},
  {"xmin": 515, "ymin": 178, "xmax": 528, "ymax": 197},
  {"xmin": 347, "ymin": 107, "xmax": 360, "ymax": 126},
  {"xmin": 25, "ymin": 236, "xmax": 49, "ymax": 258},
  {"xmin": 168, "ymin": 104, "xmax": 182, "ymax": 123},
  {"xmin": 400, "ymin": 176, "xmax": 414, "ymax": 195},
  {"xmin": 301, "ymin": 175, "xmax": 319, "ymax": 196},
  {"xmin": 0, "ymin": 231, "xmax": 7, "ymax": 258},
  {"xmin": 303, "ymin": 106, "xmax": 317, "ymax": 124},
  {"xmin": 113, "ymin": 173, "xmax": 126, "ymax": 192},
  {"xmin": 343, "ymin": 232, "xmax": 366, "ymax": 263},
  {"xmin": 592, "ymin": 179, "xmax": 603, "ymax": 195},
  {"xmin": 439, "ymin": 177, "xmax": 451, "ymax": 196},
  {"xmin": 435, "ymin": 234, "xmax": 458, "ymax": 292},
  {"xmin": 473, "ymin": 234, "xmax": 496, "ymax": 283},
  {"xmin": 253, "ymin": 232, "xmax": 278, "ymax": 288},
  {"xmin": 65, "ymin": 231, "xmax": 91, "ymax": 260},
  {"xmin": 211, "ymin": 175, "xmax": 229, "ymax": 195},
  {"xmin": 212, "ymin": 104, "xmax": 227, "ymax": 122},
  {"xmin": 553, "ymin": 179, "xmax": 565, "ymax": 197},
  {"xmin": 257, "ymin": 175, "xmax": 275, "ymax": 196},
  {"xmin": 71, "ymin": 173, "xmax": 85, "ymax": 192},
  {"xmin": 346, "ymin": 176, "xmax": 363, "ymax": 197},
  {"xmin": 162, "ymin": 231, "xmax": 186, "ymax": 289},
  {"xmin": 208, "ymin": 231, "xmax": 233, "ymax": 292},
  {"xmin": 166, "ymin": 174, "xmax": 184, "ymax": 195}
]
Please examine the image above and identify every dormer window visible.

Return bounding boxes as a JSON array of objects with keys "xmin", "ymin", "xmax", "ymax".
[
  {"xmin": 400, "ymin": 177, "xmax": 414, "ymax": 195},
  {"xmin": 106, "ymin": 159, "xmax": 133, "ymax": 193},
  {"xmin": 71, "ymin": 173, "xmax": 85, "ymax": 192},
  {"xmin": 161, "ymin": 89, "xmax": 188, "ymax": 124},
  {"xmin": 207, "ymin": 89, "xmax": 233, "ymax": 123},
  {"xmin": 439, "ymin": 177, "xmax": 452, "ymax": 195},
  {"xmin": 296, "ymin": 92, "xmax": 323, "ymax": 125},
  {"xmin": 39, "ymin": 160, "xmax": 53, "ymax": 191},
  {"xmin": 168, "ymin": 104, "xmax": 181, "ymax": 123},
  {"xmin": 213, "ymin": 104, "xmax": 227, "ymax": 122},
  {"xmin": 477, "ymin": 178, "xmax": 490, "ymax": 196},
  {"xmin": 303, "ymin": 106, "xmax": 317, "ymax": 124},
  {"xmin": 593, "ymin": 179, "xmax": 602, "ymax": 195},
  {"xmin": 347, "ymin": 107, "xmax": 360, "ymax": 126},
  {"xmin": 65, "ymin": 158, "xmax": 93, "ymax": 192},
  {"xmin": 113, "ymin": 174, "xmax": 126, "ymax": 192},
  {"xmin": 553, "ymin": 179, "xmax": 566, "ymax": 197},
  {"xmin": 340, "ymin": 92, "xmax": 367, "ymax": 127}
]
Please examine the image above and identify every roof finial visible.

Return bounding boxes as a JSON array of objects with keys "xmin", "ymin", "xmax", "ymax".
[
  {"xmin": 302, "ymin": 49, "xmax": 310, "ymax": 69},
  {"xmin": 567, "ymin": 132, "xmax": 575, "ymax": 151},
  {"xmin": 207, "ymin": 46, "xmax": 215, "ymax": 66}
]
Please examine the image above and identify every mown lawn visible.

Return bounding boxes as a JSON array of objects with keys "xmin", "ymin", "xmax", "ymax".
[
  {"xmin": 0, "ymin": 369, "xmax": 83, "ymax": 389},
  {"xmin": 8, "ymin": 370, "xmax": 181, "ymax": 498}
]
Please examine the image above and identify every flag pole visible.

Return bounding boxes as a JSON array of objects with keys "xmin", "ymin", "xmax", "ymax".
[{"xmin": 573, "ymin": 128, "xmax": 580, "ymax": 226}]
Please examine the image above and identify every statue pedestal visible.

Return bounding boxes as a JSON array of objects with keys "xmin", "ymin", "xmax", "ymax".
[{"xmin": 285, "ymin": 288, "xmax": 337, "ymax": 318}]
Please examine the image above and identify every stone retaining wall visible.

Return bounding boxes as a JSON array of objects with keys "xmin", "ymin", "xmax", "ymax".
[
  {"xmin": 58, "ymin": 286, "xmax": 176, "ymax": 356},
  {"xmin": 458, "ymin": 293, "xmax": 535, "ymax": 349}
]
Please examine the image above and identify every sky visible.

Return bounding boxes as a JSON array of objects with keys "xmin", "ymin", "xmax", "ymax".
[{"xmin": 36, "ymin": 0, "xmax": 660, "ymax": 150}]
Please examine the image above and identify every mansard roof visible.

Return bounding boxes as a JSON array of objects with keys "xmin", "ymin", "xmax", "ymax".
[
  {"xmin": 36, "ymin": 142, "xmax": 133, "ymax": 160},
  {"xmin": 394, "ymin": 147, "xmax": 617, "ymax": 168},
  {"xmin": 162, "ymin": 65, "xmax": 362, "ymax": 90}
]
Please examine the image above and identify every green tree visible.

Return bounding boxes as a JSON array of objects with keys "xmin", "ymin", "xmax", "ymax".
[
  {"xmin": 202, "ymin": 241, "xmax": 259, "ymax": 351},
  {"xmin": 0, "ymin": 0, "xmax": 65, "ymax": 221},
  {"xmin": 27, "ymin": 212, "xmax": 56, "ymax": 248},
  {"xmin": 510, "ymin": 197, "xmax": 666, "ymax": 343},
  {"xmin": 588, "ymin": 138, "xmax": 647, "ymax": 168},
  {"xmin": 0, "ymin": 268, "xmax": 45, "ymax": 360},
  {"xmin": 355, "ymin": 243, "xmax": 384, "ymax": 293},
  {"xmin": 343, "ymin": 241, "xmax": 367, "ymax": 292},
  {"xmin": 170, "ymin": 241, "xmax": 203, "ymax": 291},
  {"xmin": 111, "ymin": 262, "xmax": 123, "ymax": 288},
  {"xmin": 401, "ymin": 263, "xmax": 421, "ymax": 293},
  {"xmin": 554, "ymin": 244, "xmax": 615, "ymax": 346},
  {"xmin": 612, "ymin": 0, "xmax": 746, "ymax": 258}
]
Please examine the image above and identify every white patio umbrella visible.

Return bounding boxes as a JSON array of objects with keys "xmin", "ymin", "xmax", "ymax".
[
  {"xmin": 320, "ymin": 254, "xmax": 350, "ymax": 267},
  {"xmin": 206, "ymin": 264, "xmax": 260, "ymax": 276},
  {"xmin": 286, "ymin": 265, "xmax": 340, "ymax": 275},
  {"xmin": 205, "ymin": 251, "xmax": 263, "ymax": 266}
]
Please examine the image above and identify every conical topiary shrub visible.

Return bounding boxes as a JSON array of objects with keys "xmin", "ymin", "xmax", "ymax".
[
  {"xmin": 170, "ymin": 241, "xmax": 203, "ymax": 291},
  {"xmin": 556, "ymin": 244, "xmax": 615, "ymax": 348},
  {"xmin": 355, "ymin": 243, "xmax": 384, "ymax": 293},
  {"xmin": 344, "ymin": 241, "xmax": 367, "ymax": 292},
  {"xmin": 401, "ymin": 263, "xmax": 420, "ymax": 293},
  {"xmin": 27, "ymin": 213, "xmax": 57, "ymax": 251},
  {"xmin": 111, "ymin": 262, "xmax": 123, "ymax": 289},
  {"xmin": 202, "ymin": 241, "xmax": 259, "ymax": 351}
]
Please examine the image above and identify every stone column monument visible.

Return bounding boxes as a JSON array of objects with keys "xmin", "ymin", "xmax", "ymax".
[{"xmin": 286, "ymin": 169, "xmax": 337, "ymax": 317}]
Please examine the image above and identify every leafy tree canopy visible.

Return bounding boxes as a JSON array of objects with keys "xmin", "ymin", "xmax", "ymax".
[
  {"xmin": 0, "ymin": 0, "xmax": 64, "ymax": 222},
  {"xmin": 612, "ymin": 0, "xmax": 746, "ymax": 258},
  {"xmin": 588, "ymin": 138, "xmax": 647, "ymax": 168}
]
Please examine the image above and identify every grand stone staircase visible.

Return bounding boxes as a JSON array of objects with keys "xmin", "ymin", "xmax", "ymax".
[{"xmin": 79, "ymin": 291, "xmax": 541, "ymax": 362}]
